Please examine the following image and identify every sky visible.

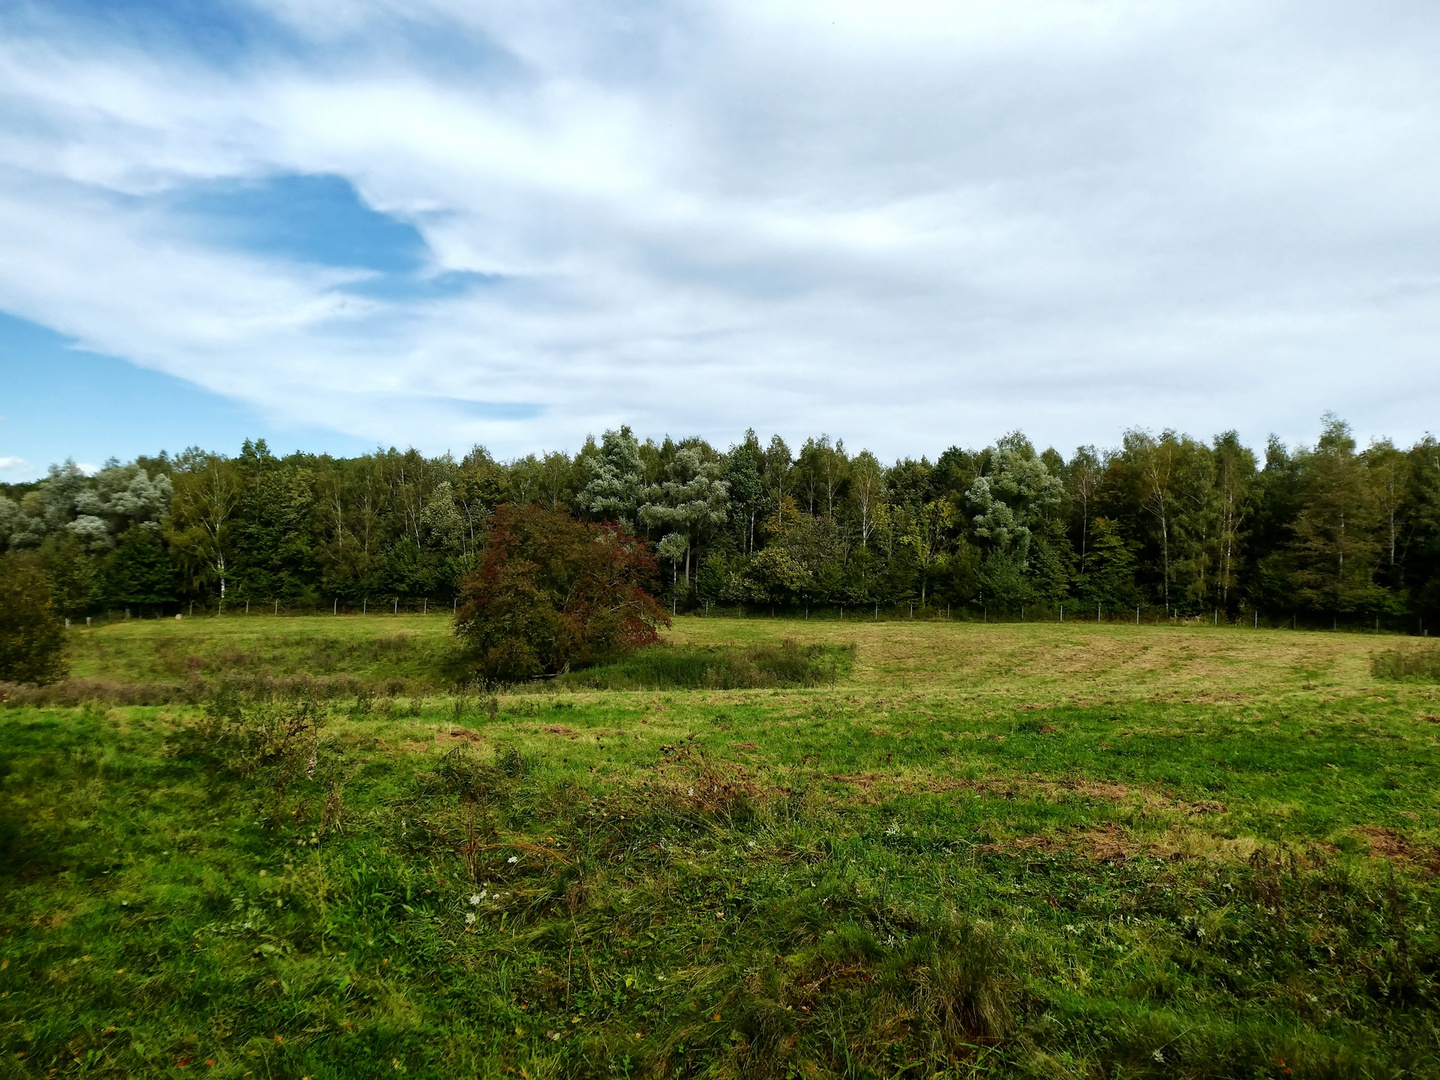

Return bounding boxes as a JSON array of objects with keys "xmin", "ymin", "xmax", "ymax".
[{"xmin": 1, "ymin": 0, "xmax": 1438, "ymax": 481}]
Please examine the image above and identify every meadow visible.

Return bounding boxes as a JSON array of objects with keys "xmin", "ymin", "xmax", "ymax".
[{"xmin": 2, "ymin": 614, "xmax": 1438, "ymax": 1078}]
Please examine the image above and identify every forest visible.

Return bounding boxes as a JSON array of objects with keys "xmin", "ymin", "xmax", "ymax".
[{"xmin": 2, "ymin": 413, "xmax": 1437, "ymax": 630}]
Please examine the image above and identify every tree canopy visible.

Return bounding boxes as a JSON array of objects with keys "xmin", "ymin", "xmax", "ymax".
[{"xmin": 2, "ymin": 417, "xmax": 1438, "ymax": 631}]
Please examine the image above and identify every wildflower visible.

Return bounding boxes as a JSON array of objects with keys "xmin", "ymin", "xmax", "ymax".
[
  {"xmin": 464, "ymin": 913, "xmax": 476, "ymax": 926},
  {"xmin": 469, "ymin": 894, "xmax": 482, "ymax": 906},
  {"xmin": 507, "ymin": 856, "xmax": 518, "ymax": 864}
]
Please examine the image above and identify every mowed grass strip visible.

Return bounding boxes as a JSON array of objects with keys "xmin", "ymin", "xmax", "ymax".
[{"xmin": 2, "ymin": 617, "xmax": 1438, "ymax": 1078}]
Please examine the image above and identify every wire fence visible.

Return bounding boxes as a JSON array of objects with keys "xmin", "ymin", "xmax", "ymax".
[{"xmin": 69, "ymin": 597, "xmax": 1432, "ymax": 637}]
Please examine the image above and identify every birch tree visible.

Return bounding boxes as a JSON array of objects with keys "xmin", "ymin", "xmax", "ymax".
[{"xmin": 167, "ymin": 449, "xmax": 242, "ymax": 607}]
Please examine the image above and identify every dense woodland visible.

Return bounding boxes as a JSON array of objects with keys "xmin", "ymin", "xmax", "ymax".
[{"xmin": 2, "ymin": 415, "xmax": 1438, "ymax": 630}]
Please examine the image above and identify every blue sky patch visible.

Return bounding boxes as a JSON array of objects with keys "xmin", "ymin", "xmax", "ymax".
[
  {"xmin": 0, "ymin": 312, "xmax": 372, "ymax": 480},
  {"xmin": 167, "ymin": 173, "xmax": 430, "ymax": 274},
  {"xmin": 12, "ymin": 0, "xmax": 294, "ymax": 66}
]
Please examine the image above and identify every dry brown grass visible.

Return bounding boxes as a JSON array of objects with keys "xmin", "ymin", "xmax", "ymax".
[{"xmin": 665, "ymin": 617, "xmax": 1404, "ymax": 701}]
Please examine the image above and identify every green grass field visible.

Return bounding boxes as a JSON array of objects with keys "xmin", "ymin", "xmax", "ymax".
[{"xmin": 3, "ymin": 616, "xmax": 1439, "ymax": 1078}]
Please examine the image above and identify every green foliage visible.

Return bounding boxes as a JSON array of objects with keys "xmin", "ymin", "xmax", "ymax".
[
  {"xmin": 0, "ymin": 553, "xmax": 67, "ymax": 685},
  {"xmin": 105, "ymin": 522, "xmax": 176, "ymax": 608},
  {"xmin": 1077, "ymin": 517, "xmax": 1139, "ymax": 606},
  {"xmin": 456, "ymin": 504, "xmax": 670, "ymax": 681}
]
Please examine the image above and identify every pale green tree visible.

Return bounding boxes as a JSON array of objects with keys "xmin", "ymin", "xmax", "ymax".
[
  {"xmin": 166, "ymin": 450, "xmax": 242, "ymax": 607},
  {"xmin": 578, "ymin": 427, "xmax": 646, "ymax": 532},
  {"xmin": 639, "ymin": 447, "xmax": 729, "ymax": 584}
]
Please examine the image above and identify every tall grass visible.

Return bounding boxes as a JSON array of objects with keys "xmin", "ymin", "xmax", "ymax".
[
  {"xmin": 557, "ymin": 639, "xmax": 854, "ymax": 690},
  {"xmin": 1371, "ymin": 645, "xmax": 1440, "ymax": 681}
]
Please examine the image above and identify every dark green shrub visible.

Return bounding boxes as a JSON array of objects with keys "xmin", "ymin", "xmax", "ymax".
[{"xmin": 0, "ymin": 553, "xmax": 67, "ymax": 686}]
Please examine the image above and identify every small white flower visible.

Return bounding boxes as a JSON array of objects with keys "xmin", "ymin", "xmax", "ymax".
[
  {"xmin": 507, "ymin": 856, "xmax": 519, "ymax": 864},
  {"xmin": 469, "ymin": 894, "xmax": 481, "ymax": 906},
  {"xmin": 687, "ymin": 788, "xmax": 694, "ymax": 796},
  {"xmin": 464, "ymin": 913, "xmax": 476, "ymax": 925}
]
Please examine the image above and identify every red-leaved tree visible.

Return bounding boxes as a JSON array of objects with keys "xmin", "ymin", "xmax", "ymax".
[{"xmin": 455, "ymin": 504, "xmax": 669, "ymax": 681}]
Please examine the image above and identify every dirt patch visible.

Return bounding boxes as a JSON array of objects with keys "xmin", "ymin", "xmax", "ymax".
[
  {"xmin": 1355, "ymin": 826, "xmax": 1440, "ymax": 871},
  {"xmin": 989, "ymin": 824, "xmax": 1182, "ymax": 863},
  {"xmin": 435, "ymin": 727, "xmax": 484, "ymax": 745},
  {"xmin": 539, "ymin": 724, "xmax": 579, "ymax": 739}
]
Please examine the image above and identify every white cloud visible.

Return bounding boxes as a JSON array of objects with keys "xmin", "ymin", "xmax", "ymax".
[
  {"xmin": 1, "ymin": 0, "xmax": 1439, "ymax": 460},
  {"xmin": 0, "ymin": 456, "xmax": 33, "ymax": 473}
]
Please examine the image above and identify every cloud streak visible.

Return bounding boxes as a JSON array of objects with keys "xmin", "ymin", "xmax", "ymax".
[{"xmin": 1, "ymin": 0, "xmax": 1438, "ymax": 461}]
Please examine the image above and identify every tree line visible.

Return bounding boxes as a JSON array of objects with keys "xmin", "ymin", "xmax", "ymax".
[{"xmin": 2, "ymin": 414, "xmax": 1437, "ymax": 629}]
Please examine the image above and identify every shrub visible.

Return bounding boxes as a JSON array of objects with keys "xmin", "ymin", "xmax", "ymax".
[
  {"xmin": 0, "ymin": 553, "xmax": 67, "ymax": 685},
  {"xmin": 455, "ymin": 503, "xmax": 670, "ymax": 681}
]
